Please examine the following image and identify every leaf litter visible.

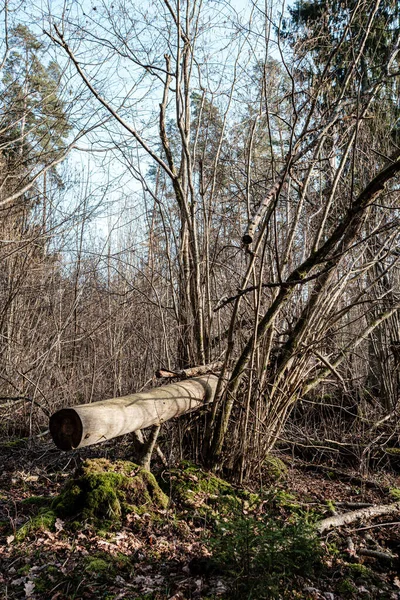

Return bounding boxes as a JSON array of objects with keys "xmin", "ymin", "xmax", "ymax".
[{"xmin": 0, "ymin": 441, "xmax": 400, "ymax": 599}]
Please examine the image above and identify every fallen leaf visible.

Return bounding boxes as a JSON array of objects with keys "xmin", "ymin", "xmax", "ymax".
[
  {"xmin": 24, "ymin": 580, "xmax": 35, "ymax": 597},
  {"xmin": 6, "ymin": 535, "xmax": 14, "ymax": 544},
  {"xmin": 55, "ymin": 518, "xmax": 64, "ymax": 532}
]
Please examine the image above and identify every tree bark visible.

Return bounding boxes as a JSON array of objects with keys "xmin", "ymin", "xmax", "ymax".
[
  {"xmin": 131, "ymin": 424, "xmax": 162, "ymax": 471},
  {"xmin": 49, "ymin": 374, "xmax": 218, "ymax": 451}
]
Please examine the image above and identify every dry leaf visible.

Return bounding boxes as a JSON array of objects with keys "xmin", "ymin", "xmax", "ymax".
[
  {"xmin": 24, "ymin": 580, "xmax": 35, "ymax": 597},
  {"xmin": 55, "ymin": 518, "xmax": 64, "ymax": 532}
]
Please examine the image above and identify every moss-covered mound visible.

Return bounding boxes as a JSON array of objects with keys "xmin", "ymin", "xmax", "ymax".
[
  {"xmin": 263, "ymin": 454, "xmax": 288, "ymax": 482},
  {"xmin": 163, "ymin": 461, "xmax": 260, "ymax": 520},
  {"xmin": 52, "ymin": 458, "xmax": 168, "ymax": 527}
]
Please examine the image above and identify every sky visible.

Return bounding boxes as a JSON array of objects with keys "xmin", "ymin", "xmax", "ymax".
[{"xmin": 4, "ymin": 0, "xmax": 289, "ymax": 254}]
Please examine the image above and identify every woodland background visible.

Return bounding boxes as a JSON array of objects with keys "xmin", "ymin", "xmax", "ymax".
[{"xmin": 0, "ymin": 0, "xmax": 399, "ymax": 478}]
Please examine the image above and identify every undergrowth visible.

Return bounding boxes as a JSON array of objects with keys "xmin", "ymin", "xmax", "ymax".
[
  {"xmin": 2, "ymin": 452, "xmax": 399, "ymax": 599},
  {"xmin": 209, "ymin": 508, "xmax": 321, "ymax": 598}
]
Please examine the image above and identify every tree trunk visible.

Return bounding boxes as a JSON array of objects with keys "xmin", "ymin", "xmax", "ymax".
[{"xmin": 49, "ymin": 375, "xmax": 218, "ymax": 451}]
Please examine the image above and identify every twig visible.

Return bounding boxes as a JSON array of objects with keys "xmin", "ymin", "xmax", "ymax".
[
  {"xmin": 213, "ymin": 266, "xmax": 333, "ymax": 312},
  {"xmin": 351, "ymin": 521, "xmax": 400, "ymax": 532},
  {"xmin": 0, "ymin": 396, "xmax": 50, "ymax": 417},
  {"xmin": 359, "ymin": 548, "xmax": 395, "ymax": 562}
]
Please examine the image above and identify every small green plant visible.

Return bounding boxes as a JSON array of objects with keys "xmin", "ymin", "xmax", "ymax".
[
  {"xmin": 326, "ymin": 500, "xmax": 336, "ymax": 514},
  {"xmin": 337, "ymin": 578, "xmax": 358, "ymax": 595},
  {"xmin": 347, "ymin": 563, "xmax": 373, "ymax": 579},
  {"xmin": 326, "ymin": 541, "xmax": 340, "ymax": 556},
  {"xmin": 16, "ymin": 509, "xmax": 57, "ymax": 541},
  {"xmin": 209, "ymin": 509, "xmax": 321, "ymax": 598}
]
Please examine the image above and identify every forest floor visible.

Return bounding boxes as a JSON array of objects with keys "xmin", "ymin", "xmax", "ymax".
[{"xmin": 0, "ymin": 438, "xmax": 400, "ymax": 600}]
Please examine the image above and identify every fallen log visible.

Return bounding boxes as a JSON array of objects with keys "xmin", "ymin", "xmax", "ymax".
[
  {"xmin": 49, "ymin": 374, "xmax": 218, "ymax": 451},
  {"xmin": 316, "ymin": 502, "xmax": 400, "ymax": 534}
]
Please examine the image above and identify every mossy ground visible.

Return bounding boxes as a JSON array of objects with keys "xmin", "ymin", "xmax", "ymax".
[
  {"xmin": 15, "ymin": 508, "xmax": 57, "ymax": 541},
  {"xmin": 0, "ymin": 437, "xmax": 28, "ymax": 450},
  {"xmin": 162, "ymin": 460, "xmax": 261, "ymax": 523},
  {"xmin": 1, "ymin": 445, "xmax": 400, "ymax": 599}
]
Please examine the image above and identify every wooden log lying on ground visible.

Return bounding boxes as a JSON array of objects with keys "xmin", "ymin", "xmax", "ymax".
[
  {"xmin": 316, "ymin": 502, "xmax": 400, "ymax": 534},
  {"xmin": 50, "ymin": 374, "xmax": 218, "ymax": 451}
]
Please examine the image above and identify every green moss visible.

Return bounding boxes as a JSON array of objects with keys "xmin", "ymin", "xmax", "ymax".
[
  {"xmin": 33, "ymin": 565, "xmax": 62, "ymax": 594},
  {"xmin": 33, "ymin": 579, "xmax": 49, "ymax": 594},
  {"xmin": 83, "ymin": 551, "xmax": 134, "ymax": 581},
  {"xmin": 326, "ymin": 500, "xmax": 336, "ymax": 513},
  {"xmin": 0, "ymin": 438, "xmax": 28, "ymax": 449},
  {"xmin": 263, "ymin": 454, "xmax": 288, "ymax": 481},
  {"xmin": 389, "ymin": 487, "xmax": 400, "ymax": 501},
  {"xmin": 166, "ymin": 462, "xmax": 233, "ymax": 502},
  {"xmin": 337, "ymin": 578, "xmax": 358, "ymax": 595},
  {"xmin": 114, "ymin": 552, "xmax": 133, "ymax": 572},
  {"xmin": 52, "ymin": 484, "xmax": 82, "ymax": 516},
  {"xmin": 162, "ymin": 462, "xmax": 261, "ymax": 522},
  {"xmin": 52, "ymin": 458, "xmax": 168, "ymax": 528},
  {"xmin": 347, "ymin": 563, "xmax": 373, "ymax": 579},
  {"xmin": 85, "ymin": 556, "xmax": 111, "ymax": 573},
  {"xmin": 17, "ymin": 564, "xmax": 31, "ymax": 576},
  {"xmin": 16, "ymin": 509, "xmax": 57, "ymax": 541},
  {"xmin": 269, "ymin": 488, "xmax": 298, "ymax": 508},
  {"xmin": 21, "ymin": 496, "xmax": 50, "ymax": 507},
  {"xmin": 165, "ymin": 463, "xmax": 231, "ymax": 503}
]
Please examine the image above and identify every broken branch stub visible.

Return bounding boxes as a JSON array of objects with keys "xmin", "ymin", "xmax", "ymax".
[
  {"xmin": 156, "ymin": 361, "xmax": 223, "ymax": 379},
  {"xmin": 49, "ymin": 375, "xmax": 218, "ymax": 451},
  {"xmin": 242, "ymin": 178, "xmax": 283, "ymax": 245}
]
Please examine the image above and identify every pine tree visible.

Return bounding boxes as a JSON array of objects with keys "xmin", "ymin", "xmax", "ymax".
[
  {"xmin": 0, "ymin": 25, "xmax": 71, "ymax": 403},
  {"xmin": 0, "ymin": 24, "xmax": 71, "ymax": 186},
  {"xmin": 284, "ymin": 0, "xmax": 400, "ymax": 142}
]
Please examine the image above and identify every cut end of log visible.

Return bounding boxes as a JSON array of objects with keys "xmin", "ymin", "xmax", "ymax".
[
  {"xmin": 242, "ymin": 234, "xmax": 253, "ymax": 245},
  {"xmin": 49, "ymin": 408, "xmax": 83, "ymax": 451}
]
